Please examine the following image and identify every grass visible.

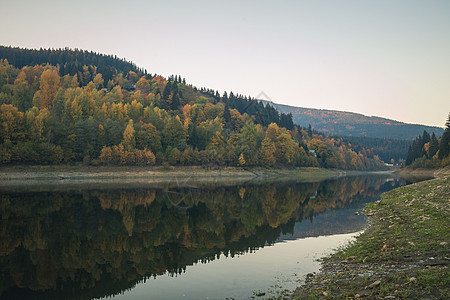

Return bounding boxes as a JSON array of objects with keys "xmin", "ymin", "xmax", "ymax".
[{"xmin": 292, "ymin": 176, "xmax": 449, "ymax": 299}]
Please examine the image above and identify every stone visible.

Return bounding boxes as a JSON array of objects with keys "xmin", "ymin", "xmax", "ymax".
[{"xmin": 367, "ymin": 280, "xmax": 381, "ymax": 288}]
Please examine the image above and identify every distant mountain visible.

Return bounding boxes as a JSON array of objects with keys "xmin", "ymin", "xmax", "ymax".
[{"xmin": 260, "ymin": 101, "xmax": 443, "ymax": 140}]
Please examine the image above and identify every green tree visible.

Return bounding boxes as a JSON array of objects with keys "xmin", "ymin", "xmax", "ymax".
[
  {"xmin": 428, "ymin": 133, "xmax": 439, "ymax": 158},
  {"xmin": 223, "ymin": 103, "xmax": 231, "ymax": 128},
  {"xmin": 136, "ymin": 122, "xmax": 162, "ymax": 153},
  {"xmin": 438, "ymin": 113, "xmax": 450, "ymax": 159},
  {"xmin": 12, "ymin": 71, "xmax": 33, "ymax": 111},
  {"xmin": 162, "ymin": 116, "xmax": 187, "ymax": 151},
  {"xmin": 239, "ymin": 121, "xmax": 263, "ymax": 166},
  {"xmin": 0, "ymin": 104, "xmax": 24, "ymax": 143}
]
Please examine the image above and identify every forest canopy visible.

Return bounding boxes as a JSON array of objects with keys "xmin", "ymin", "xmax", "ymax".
[{"xmin": 0, "ymin": 46, "xmax": 386, "ymax": 170}]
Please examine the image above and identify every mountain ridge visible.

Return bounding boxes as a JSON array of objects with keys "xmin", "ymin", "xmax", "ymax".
[{"xmin": 258, "ymin": 100, "xmax": 443, "ymax": 140}]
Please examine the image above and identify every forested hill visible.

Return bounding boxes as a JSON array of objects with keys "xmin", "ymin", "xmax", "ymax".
[
  {"xmin": 263, "ymin": 101, "xmax": 444, "ymax": 140},
  {"xmin": 0, "ymin": 46, "xmax": 386, "ymax": 170},
  {"xmin": 0, "ymin": 46, "xmax": 143, "ymax": 84}
]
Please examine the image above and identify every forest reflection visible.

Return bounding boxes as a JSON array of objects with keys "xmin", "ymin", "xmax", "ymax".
[{"xmin": 0, "ymin": 175, "xmax": 412, "ymax": 299}]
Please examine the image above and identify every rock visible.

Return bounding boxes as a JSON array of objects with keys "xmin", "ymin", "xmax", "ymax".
[
  {"xmin": 366, "ymin": 212, "xmax": 374, "ymax": 216},
  {"xmin": 367, "ymin": 280, "xmax": 381, "ymax": 288}
]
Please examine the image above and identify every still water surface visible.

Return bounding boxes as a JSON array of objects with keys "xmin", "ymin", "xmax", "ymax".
[{"xmin": 0, "ymin": 175, "xmax": 423, "ymax": 299}]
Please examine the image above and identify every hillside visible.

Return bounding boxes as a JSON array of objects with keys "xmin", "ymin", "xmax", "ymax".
[
  {"xmin": 0, "ymin": 46, "xmax": 386, "ymax": 170},
  {"xmin": 263, "ymin": 101, "xmax": 444, "ymax": 140},
  {"xmin": 0, "ymin": 46, "xmax": 142, "ymax": 84}
]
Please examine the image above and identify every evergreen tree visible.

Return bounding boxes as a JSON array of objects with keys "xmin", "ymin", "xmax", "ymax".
[
  {"xmin": 422, "ymin": 130, "xmax": 430, "ymax": 144},
  {"xmin": 223, "ymin": 103, "xmax": 231, "ymax": 128},
  {"xmin": 428, "ymin": 133, "xmax": 439, "ymax": 158},
  {"xmin": 438, "ymin": 113, "xmax": 450, "ymax": 159}
]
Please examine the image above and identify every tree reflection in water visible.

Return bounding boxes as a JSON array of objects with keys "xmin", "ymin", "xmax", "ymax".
[{"xmin": 0, "ymin": 175, "xmax": 417, "ymax": 299}]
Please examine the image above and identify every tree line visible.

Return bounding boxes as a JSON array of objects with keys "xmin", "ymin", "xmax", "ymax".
[
  {"xmin": 405, "ymin": 114, "xmax": 450, "ymax": 168},
  {"xmin": 338, "ymin": 135, "xmax": 411, "ymax": 165},
  {"xmin": 0, "ymin": 47, "xmax": 386, "ymax": 170},
  {"xmin": 0, "ymin": 45, "xmax": 143, "ymax": 84}
]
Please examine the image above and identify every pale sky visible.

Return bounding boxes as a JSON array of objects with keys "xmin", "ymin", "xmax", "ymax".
[{"xmin": 1, "ymin": 0, "xmax": 449, "ymax": 127}]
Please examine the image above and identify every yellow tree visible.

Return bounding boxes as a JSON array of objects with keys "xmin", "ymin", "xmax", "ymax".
[
  {"xmin": 93, "ymin": 73, "xmax": 104, "ymax": 90},
  {"xmin": 0, "ymin": 104, "xmax": 24, "ymax": 143},
  {"xmin": 265, "ymin": 123, "xmax": 280, "ymax": 141},
  {"xmin": 238, "ymin": 153, "xmax": 246, "ymax": 167},
  {"xmin": 34, "ymin": 108, "xmax": 50, "ymax": 140},
  {"xmin": 136, "ymin": 76, "xmax": 151, "ymax": 94},
  {"xmin": 275, "ymin": 130, "xmax": 296, "ymax": 164},
  {"xmin": 122, "ymin": 119, "xmax": 136, "ymax": 151},
  {"xmin": 37, "ymin": 69, "xmax": 61, "ymax": 109},
  {"xmin": 260, "ymin": 136, "xmax": 276, "ymax": 166},
  {"xmin": 12, "ymin": 70, "xmax": 33, "ymax": 112},
  {"xmin": 99, "ymin": 146, "xmax": 113, "ymax": 164}
]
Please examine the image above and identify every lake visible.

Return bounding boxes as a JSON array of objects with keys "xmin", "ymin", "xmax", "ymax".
[{"xmin": 0, "ymin": 174, "xmax": 425, "ymax": 299}]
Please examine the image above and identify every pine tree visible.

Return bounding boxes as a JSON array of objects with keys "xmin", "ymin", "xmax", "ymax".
[
  {"xmin": 223, "ymin": 103, "xmax": 231, "ymax": 128},
  {"xmin": 438, "ymin": 113, "xmax": 450, "ymax": 159},
  {"xmin": 428, "ymin": 133, "xmax": 439, "ymax": 158}
]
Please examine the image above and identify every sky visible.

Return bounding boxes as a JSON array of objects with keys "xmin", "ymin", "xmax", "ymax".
[{"xmin": 1, "ymin": 0, "xmax": 449, "ymax": 127}]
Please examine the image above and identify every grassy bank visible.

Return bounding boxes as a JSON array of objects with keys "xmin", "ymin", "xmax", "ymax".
[{"xmin": 292, "ymin": 175, "xmax": 449, "ymax": 299}]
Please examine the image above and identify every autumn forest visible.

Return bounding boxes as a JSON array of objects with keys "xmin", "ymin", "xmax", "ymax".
[{"xmin": 0, "ymin": 46, "xmax": 386, "ymax": 169}]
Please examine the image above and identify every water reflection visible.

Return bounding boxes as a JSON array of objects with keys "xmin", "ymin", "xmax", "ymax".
[{"xmin": 0, "ymin": 175, "xmax": 420, "ymax": 299}]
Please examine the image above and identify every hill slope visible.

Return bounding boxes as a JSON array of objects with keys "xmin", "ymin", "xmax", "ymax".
[
  {"xmin": 0, "ymin": 46, "xmax": 386, "ymax": 170},
  {"xmin": 263, "ymin": 101, "xmax": 443, "ymax": 140}
]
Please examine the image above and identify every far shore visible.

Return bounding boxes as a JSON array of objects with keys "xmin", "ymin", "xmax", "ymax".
[{"xmin": 0, "ymin": 165, "xmax": 400, "ymax": 188}]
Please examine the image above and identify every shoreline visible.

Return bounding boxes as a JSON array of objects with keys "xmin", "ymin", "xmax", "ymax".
[
  {"xmin": 0, "ymin": 166, "xmax": 399, "ymax": 192},
  {"xmin": 0, "ymin": 165, "xmax": 395, "ymax": 185},
  {"xmin": 0, "ymin": 165, "xmax": 335, "ymax": 180},
  {"xmin": 292, "ymin": 171, "xmax": 449, "ymax": 299}
]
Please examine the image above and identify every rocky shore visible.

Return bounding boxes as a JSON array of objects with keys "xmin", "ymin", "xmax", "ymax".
[{"xmin": 292, "ymin": 174, "xmax": 449, "ymax": 299}]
